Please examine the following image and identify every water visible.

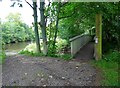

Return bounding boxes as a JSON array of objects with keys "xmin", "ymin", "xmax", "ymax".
[{"xmin": 5, "ymin": 42, "xmax": 30, "ymax": 56}]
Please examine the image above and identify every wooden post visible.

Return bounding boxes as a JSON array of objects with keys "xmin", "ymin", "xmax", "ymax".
[{"xmin": 95, "ymin": 14, "xmax": 102, "ymax": 60}]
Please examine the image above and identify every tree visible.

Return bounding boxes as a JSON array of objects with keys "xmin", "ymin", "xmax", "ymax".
[
  {"xmin": 25, "ymin": 0, "xmax": 41, "ymax": 53},
  {"xmin": 33, "ymin": 1, "xmax": 41, "ymax": 53},
  {"xmin": 52, "ymin": 2, "xmax": 60, "ymax": 51},
  {"xmin": 39, "ymin": 0, "xmax": 47, "ymax": 55},
  {"xmin": 1, "ymin": 13, "xmax": 34, "ymax": 43}
]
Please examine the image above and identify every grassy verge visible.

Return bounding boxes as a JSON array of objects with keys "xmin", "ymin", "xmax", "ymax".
[
  {"xmin": 91, "ymin": 60, "xmax": 119, "ymax": 86},
  {"xmin": 19, "ymin": 50, "xmax": 72, "ymax": 61},
  {"xmin": 0, "ymin": 51, "xmax": 6, "ymax": 64},
  {"xmin": 91, "ymin": 50, "xmax": 119, "ymax": 86}
]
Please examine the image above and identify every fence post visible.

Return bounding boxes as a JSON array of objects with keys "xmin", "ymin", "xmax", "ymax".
[{"xmin": 95, "ymin": 14, "xmax": 102, "ymax": 60}]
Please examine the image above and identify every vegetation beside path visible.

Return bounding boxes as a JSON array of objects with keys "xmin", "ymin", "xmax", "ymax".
[
  {"xmin": 0, "ymin": 51, "xmax": 6, "ymax": 64},
  {"xmin": 91, "ymin": 50, "xmax": 119, "ymax": 86}
]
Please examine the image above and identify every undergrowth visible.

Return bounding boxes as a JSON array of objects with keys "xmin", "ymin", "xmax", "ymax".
[
  {"xmin": 19, "ymin": 50, "xmax": 72, "ymax": 61},
  {"xmin": 91, "ymin": 50, "xmax": 119, "ymax": 86},
  {"xmin": 19, "ymin": 39, "xmax": 72, "ymax": 61}
]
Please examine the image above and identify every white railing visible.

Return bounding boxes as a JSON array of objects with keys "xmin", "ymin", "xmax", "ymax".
[{"xmin": 69, "ymin": 34, "xmax": 92, "ymax": 57}]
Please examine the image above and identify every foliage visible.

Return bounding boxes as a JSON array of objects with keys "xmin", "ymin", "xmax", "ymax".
[
  {"xmin": 45, "ymin": 2, "xmax": 119, "ymax": 55},
  {"xmin": 47, "ymin": 38, "xmax": 70, "ymax": 58},
  {"xmin": 91, "ymin": 49, "xmax": 119, "ymax": 86},
  {"xmin": 47, "ymin": 43, "xmax": 58, "ymax": 57},
  {"xmin": 19, "ymin": 50, "xmax": 44, "ymax": 57},
  {"xmin": 56, "ymin": 38, "xmax": 68, "ymax": 53},
  {"xmin": 1, "ymin": 13, "xmax": 35, "ymax": 44},
  {"xmin": 0, "ymin": 35, "xmax": 6, "ymax": 64},
  {"xmin": 58, "ymin": 54, "xmax": 72, "ymax": 61},
  {"xmin": 20, "ymin": 38, "xmax": 71, "ymax": 60},
  {"xmin": 103, "ymin": 50, "xmax": 120, "ymax": 63},
  {"xmin": 91, "ymin": 60, "xmax": 119, "ymax": 86},
  {"xmin": 23, "ymin": 43, "xmax": 38, "ymax": 53},
  {"xmin": 56, "ymin": 2, "xmax": 119, "ymax": 54},
  {"xmin": 19, "ymin": 41, "xmax": 43, "ymax": 54},
  {"xmin": 0, "ymin": 51, "xmax": 6, "ymax": 64},
  {"xmin": 20, "ymin": 49, "xmax": 72, "ymax": 61},
  {"xmin": 102, "ymin": 2, "xmax": 120, "ymax": 52},
  {"xmin": 57, "ymin": 3, "xmax": 95, "ymax": 39}
]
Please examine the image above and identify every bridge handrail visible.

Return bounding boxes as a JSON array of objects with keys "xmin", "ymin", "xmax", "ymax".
[
  {"xmin": 69, "ymin": 34, "xmax": 92, "ymax": 57},
  {"xmin": 69, "ymin": 34, "xmax": 90, "ymax": 42}
]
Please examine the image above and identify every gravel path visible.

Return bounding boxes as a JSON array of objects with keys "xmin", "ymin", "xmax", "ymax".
[
  {"xmin": 2, "ymin": 55, "xmax": 99, "ymax": 86},
  {"xmin": 2, "ymin": 42, "xmax": 101, "ymax": 86}
]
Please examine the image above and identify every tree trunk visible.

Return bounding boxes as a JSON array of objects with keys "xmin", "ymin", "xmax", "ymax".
[
  {"xmin": 40, "ymin": 1, "xmax": 47, "ymax": 55},
  {"xmin": 33, "ymin": 1, "xmax": 41, "ymax": 53},
  {"xmin": 48, "ymin": 19, "xmax": 52, "ymax": 48},
  {"xmin": 53, "ymin": 2, "xmax": 60, "ymax": 51}
]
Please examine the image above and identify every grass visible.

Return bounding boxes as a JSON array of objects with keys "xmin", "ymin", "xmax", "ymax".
[
  {"xmin": 91, "ymin": 60, "xmax": 119, "ymax": 86},
  {"xmin": 19, "ymin": 50, "xmax": 44, "ymax": 57},
  {"xmin": 19, "ymin": 50, "xmax": 72, "ymax": 61},
  {"xmin": 57, "ymin": 54, "xmax": 72, "ymax": 61},
  {"xmin": 91, "ymin": 50, "xmax": 119, "ymax": 86},
  {"xmin": 0, "ymin": 51, "xmax": 6, "ymax": 64}
]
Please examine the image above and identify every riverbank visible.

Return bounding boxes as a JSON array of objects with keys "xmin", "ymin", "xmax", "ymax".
[{"xmin": 5, "ymin": 42, "xmax": 31, "ymax": 56}]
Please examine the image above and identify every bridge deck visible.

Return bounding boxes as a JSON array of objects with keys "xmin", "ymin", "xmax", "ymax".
[{"xmin": 74, "ymin": 42, "xmax": 94, "ymax": 61}]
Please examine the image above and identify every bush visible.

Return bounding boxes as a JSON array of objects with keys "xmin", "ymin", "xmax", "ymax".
[
  {"xmin": 56, "ymin": 38, "xmax": 68, "ymax": 53},
  {"xmin": 23, "ymin": 43, "xmax": 38, "ymax": 53},
  {"xmin": 19, "ymin": 38, "xmax": 72, "ymax": 61},
  {"xmin": 19, "ymin": 50, "xmax": 44, "ymax": 57},
  {"xmin": 103, "ymin": 50, "xmax": 120, "ymax": 62},
  {"xmin": 19, "ymin": 41, "xmax": 44, "ymax": 53}
]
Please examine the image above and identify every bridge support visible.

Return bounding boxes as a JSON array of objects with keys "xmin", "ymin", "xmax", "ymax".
[{"xmin": 95, "ymin": 14, "xmax": 102, "ymax": 60}]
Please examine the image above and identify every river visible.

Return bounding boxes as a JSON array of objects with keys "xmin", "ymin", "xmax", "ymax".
[{"xmin": 5, "ymin": 42, "xmax": 30, "ymax": 56}]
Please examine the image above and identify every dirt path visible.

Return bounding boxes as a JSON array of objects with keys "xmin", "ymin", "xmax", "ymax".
[
  {"xmin": 2, "ymin": 42, "xmax": 102, "ymax": 86},
  {"xmin": 2, "ymin": 54, "xmax": 100, "ymax": 86}
]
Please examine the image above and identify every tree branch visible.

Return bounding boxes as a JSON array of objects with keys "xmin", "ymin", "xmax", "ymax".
[
  {"xmin": 25, "ymin": 0, "xmax": 33, "ymax": 9},
  {"xmin": 45, "ymin": 1, "xmax": 51, "ymax": 19},
  {"xmin": 59, "ymin": 10, "xmax": 75, "ymax": 20}
]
